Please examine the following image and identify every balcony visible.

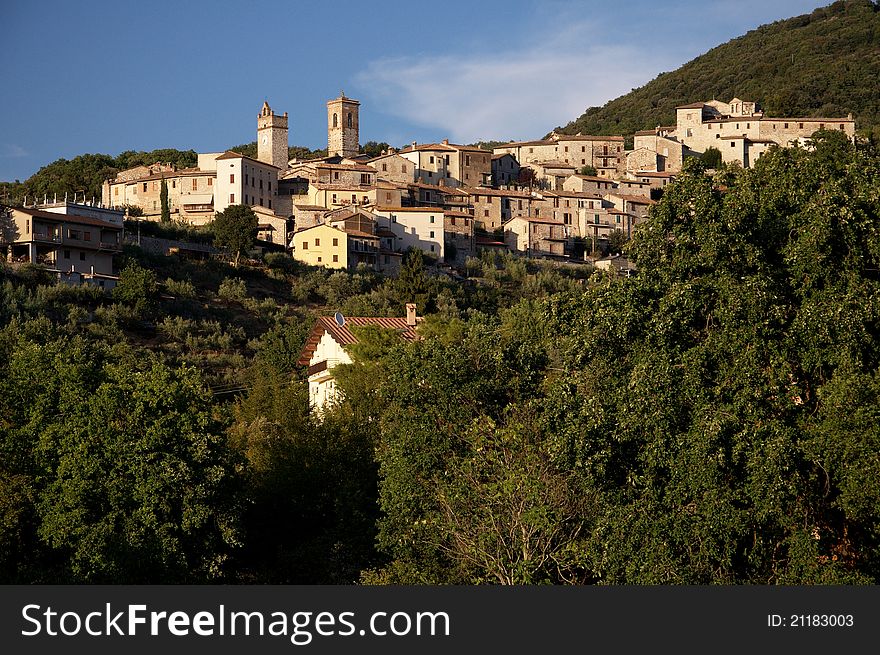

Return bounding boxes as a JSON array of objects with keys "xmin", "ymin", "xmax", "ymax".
[{"xmin": 32, "ymin": 232, "xmax": 62, "ymax": 243}]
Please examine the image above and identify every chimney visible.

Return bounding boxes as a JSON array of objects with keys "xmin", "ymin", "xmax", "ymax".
[
  {"xmin": 411, "ymin": 141, "xmax": 417, "ymax": 150},
  {"xmin": 442, "ymin": 138, "xmax": 449, "ymax": 145},
  {"xmin": 405, "ymin": 303, "xmax": 417, "ymax": 327}
]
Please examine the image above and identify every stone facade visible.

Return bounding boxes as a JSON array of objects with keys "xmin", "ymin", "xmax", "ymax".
[
  {"xmin": 327, "ymin": 94, "xmax": 360, "ymax": 158},
  {"xmin": 491, "ymin": 153, "xmax": 520, "ymax": 186},
  {"xmin": 257, "ymin": 100, "xmax": 289, "ymax": 171},
  {"xmin": 366, "ymin": 153, "xmax": 415, "ymax": 185},
  {"xmin": 399, "ymin": 141, "xmax": 491, "ymax": 188},
  {"xmin": 504, "ymin": 216, "xmax": 567, "ymax": 257},
  {"xmin": 443, "ymin": 210, "xmax": 475, "ymax": 265}
]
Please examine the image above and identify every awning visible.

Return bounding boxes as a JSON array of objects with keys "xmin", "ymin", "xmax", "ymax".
[{"xmin": 180, "ymin": 193, "xmax": 214, "ymax": 205}]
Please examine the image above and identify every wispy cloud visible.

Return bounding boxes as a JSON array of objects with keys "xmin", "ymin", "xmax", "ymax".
[
  {"xmin": 355, "ymin": 21, "xmax": 681, "ymax": 143},
  {"xmin": 1, "ymin": 144, "xmax": 29, "ymax": 159}
]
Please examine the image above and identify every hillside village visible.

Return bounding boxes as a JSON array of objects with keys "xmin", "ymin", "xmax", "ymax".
[
  {"xmin": 94, "ymin": 93, "xmax": 854, "ymax": 272},
  {"xmin": 2, "ymin": 91, "xmax": 857, "ymax": 289}
]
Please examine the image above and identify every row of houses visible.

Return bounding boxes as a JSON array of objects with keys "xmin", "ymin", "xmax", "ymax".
[{"xmin": 94, "ymin": 92, "xmax": 857, "ymax": 276}]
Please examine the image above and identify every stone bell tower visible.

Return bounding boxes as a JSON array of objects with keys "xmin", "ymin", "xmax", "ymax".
[
  {"xmin": 257, "ymin": 100, "xmax": 289, "ymax": 170},
  {"xmin": 327, "ymin": 93, "xmax": 359, "ymax": 158}
]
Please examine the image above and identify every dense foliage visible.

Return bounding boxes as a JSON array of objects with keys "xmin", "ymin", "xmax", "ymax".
[
  {"xmin": 0, "ymin": 149, "xmax": 198, "ymax": 207},
  {"xmin": 555, "ymin": 0, "xmax": 880, "ymax": 143}
]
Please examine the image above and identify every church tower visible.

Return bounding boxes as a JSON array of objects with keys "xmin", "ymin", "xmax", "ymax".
[
  {"xmin": 257, "ymin": 101, "xmax": 289, "ymax": 170},
  {"xmin": 327, "ymin": 93, "xmax": 359, "ymax": 158}
]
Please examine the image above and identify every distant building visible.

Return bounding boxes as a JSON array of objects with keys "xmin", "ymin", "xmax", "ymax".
[{"xmin": 635, "ymin": 97, "xmax": 856, "ymax": 170}]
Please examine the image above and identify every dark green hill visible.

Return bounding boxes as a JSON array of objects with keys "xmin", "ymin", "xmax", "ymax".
[{"xmin": 554, "ymin": 0, "xmax": 880, "ymax": 141}]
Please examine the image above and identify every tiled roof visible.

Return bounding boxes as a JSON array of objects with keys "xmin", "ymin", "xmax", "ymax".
[
  {"xmin": 298, "ymin": 315, "xmax": 421, "ymax": 365},
  {"xmin": 215, "ymin": 150, "xmax": 281, "ymax": 169},
  {"xmin": 675, "ymin": 102, "xmax": 706, "ymax": 109},
  {"xmin": 555, "ymin": 135, "xmax": 625, "ymax": 142},
  {"xmin": 10, "ymin": 206, "xmax": 122, "ymax": 230},
  {"xmin": 318, "ymin": 163, "xmax": 376, "ymax": 172}
]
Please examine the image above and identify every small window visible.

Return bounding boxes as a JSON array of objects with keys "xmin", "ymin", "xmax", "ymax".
[
  {"xmin": 430, "ymin": 244, "xmax": 435, "ymax": 252},
  {"xmin": 730, "ymin": 142, "xmax": 735, "ymax": 148},
  {"xmin": 79, "ymin": 252, "xmax": 86, "ymax": 261},
  {"xmin": 208, "ymin": 178, "xmax": 212, "ymax": 186},
  {"xmin": 430, "ymin": 231, "xmax": 435, "ymax": 238},
  {"xmin": 315, "ymin": 238, "xmax": 320, "ymax": 246},
  {"xmin": 429, "ymin": 216, "xmax": 435, "ymax": 223},
  {"xmin": 317, "ymin": 257, "xmax": 322, "ymax": 263},
  {"xmin": 484, "ymin": 209, "xmax": 489, "ymax": 217},
  {"xmin": 430, "ymin": 156, "xmax": 435, "ymax": 164},
  {"xmin": 114, "ymin": 187, "xmax": 119, "ymax": 196},
  {"xmin": 245, "ymin": 174, "xmax": 249, "ymax": 185},
  {"xmin": 230, "ymin": 174, "xmax": 235, "ymax": 183},
  {"xmin": 332, "ymin": 238, "xmax": 338, "ymax": 246},
  {"xmin": 63, "ymin": 249, "xmax": 70, "ymax": 259},
  {"xmin": 143, "ymin": 183, "xmax": 147, "ymax": 192},
  {"xmin": 302, "ymin": 241, "xmax": 308, "ymax": 250},
  {"xmin": 799, "ymin": 123, "xmax": 804, "ymax": 129},
  {"xmin": 230, "ymin": 194, "xmax": 235, "ymax": 203},
  {"xmin": 382, "ymin": 163, "xmax": 387, "ymax": 171},
  {"xmin": 333, "ymin": 254, "xmax": 338, "ymax": 263}
]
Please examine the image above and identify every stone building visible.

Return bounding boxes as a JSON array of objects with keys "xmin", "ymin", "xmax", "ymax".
[
  {"xmin": 503, "ymin": 216, "xmax": 567, "ymax": 257},
  {"xmin": 366, "ymin": 152, "xmax": 415, "ymax": 185},
  {"xmin": 257, "ymin": 100, "xmax": 289, "ymax": 171},
  {"xmin": 494, "ymin": 134, "xmax": 625, "ymax": 177},
  {"xmin": 327, "ymin": 94, "xmax": 360, "ymax": 158},
  {"xmin": 636, "ymin": 97, "xmax": 857, "ymax": 170},
  {"xmin": 491, "ymin": 153, "xmax": 520, "ymax": 186},
  {"xmin": 443, "ymin": 210, "xmax": 475, "ymax": 265},
  {"xmin": 398, "ymin": 140, "xmax": 492, "ymax": 188}
]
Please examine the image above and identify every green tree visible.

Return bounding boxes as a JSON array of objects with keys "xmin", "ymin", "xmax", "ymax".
[
  {"xmin": 699, "ymin": 146, "xmax": 723, "ymax": 168},
  {"xmin": 160, "ymin": 178, "xmax": 170, "ymax": 222},
  {"xmin": 579, "ymin": 165, "xmax": 598, "ymax": 176},
  {"xmin": 214, "ymin": 204, "xmax": 258, "ymax": 267},
  {"xmin": 113, "ymin": 263, "xmax": 158, "ymax": 318}
]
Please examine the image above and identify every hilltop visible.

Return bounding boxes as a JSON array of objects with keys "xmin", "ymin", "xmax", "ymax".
[{"xmin": 554, "ymin": 0, "xmax": 880, "ymax": 141}]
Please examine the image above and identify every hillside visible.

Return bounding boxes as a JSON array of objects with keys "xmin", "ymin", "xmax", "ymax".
[{"xmin": 554, "ymin": 0, "xmax": 880, "ymax": 141}]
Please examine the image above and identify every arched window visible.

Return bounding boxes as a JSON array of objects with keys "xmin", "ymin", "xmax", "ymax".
[
  {"xmin": 333, "ymin": 113, "xmax": 338, "ymax": 128},
  {"xmin": 347, "ymin": 113, "xmax": 352, "ymax": 128}
]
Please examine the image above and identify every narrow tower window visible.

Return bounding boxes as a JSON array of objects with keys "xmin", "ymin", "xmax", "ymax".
[{"xmin": 333, "ymin": 113, "xmax": 338, "ymax": 128}]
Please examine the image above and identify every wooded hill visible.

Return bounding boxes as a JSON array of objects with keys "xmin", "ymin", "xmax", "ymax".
[{"xmin": 554, "ymin": 0, "xmax": 880, "ymax": 141}]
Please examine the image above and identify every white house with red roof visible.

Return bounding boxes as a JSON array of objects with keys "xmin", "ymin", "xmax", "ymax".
[{"xmin": 297, "ymin": 305, "xmax": 421, "ymax": 411}]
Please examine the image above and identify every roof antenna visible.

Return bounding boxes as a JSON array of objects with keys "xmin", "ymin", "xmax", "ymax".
[{"xmin": 334, "ymin": 311, "xmax": 346, "ymax": 327}]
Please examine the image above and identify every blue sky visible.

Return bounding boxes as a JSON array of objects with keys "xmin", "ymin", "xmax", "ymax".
[{"xmin": 1, "ymin": 0, "xmax": 828, "ymax": 181}]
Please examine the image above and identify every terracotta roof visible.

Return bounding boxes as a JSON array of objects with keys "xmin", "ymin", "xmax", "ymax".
[
  {"xmin": 443, "ymin": 210, "xmax": 474, "ymax": 218},
  {"xmin": 293, "ymin": 204, "xmax": 328, "ymax": 211},
  {"xmin": 555, "ymin": 135, "xmax": 625, "ymax": 142},
  {"xmin": 634, "ymin": 129, "xmax": 657, "ymax": 136},
  {"xmin": 675, "ymin": 102, "xmax": 706, "ymax": 109},
  {"xmin": 460, "ymin": 187, "xmax": 532, "ymax": 198},
  {"xmin": 493, "ymin": 139, "xmax": 555, "ymax": 149},
  {"xmin": 571, "ymin": 174, "xmax": 618, "ymax": 184},
  {"xmin": 607, "ymin": 193, "xmax": 655, "ymax": 204},
  {"xmin": 10, "ymin": 206, "xmax": 122, "ymax": 230},
  {"xmin": 635, "ymin": 171, "xmax": 676, "ymax": 178},
  {"xmin": 402, "ymin": 142, "xmax": 489, "ymax": 153},
  {"xmin": 533, "ymin": 160, "xmax": 577, "ymax": 169},
  {"xmin": 215, "ymin": 150, "xmax": 281, "ymax": 169},
  {"xmin": 298, "ymin": 315, "xmax": 422, "ymax": 365},
  {"xmin": 312, "ymin": 183, "xmax": 373, "ymax": 190},
  {"xmin": 375, "ymin": 206, "xmax": 441, "ymax": 213},
  {"xmin": 318, "ymin": 162, "xmax": 376, "ymax": 172}
]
